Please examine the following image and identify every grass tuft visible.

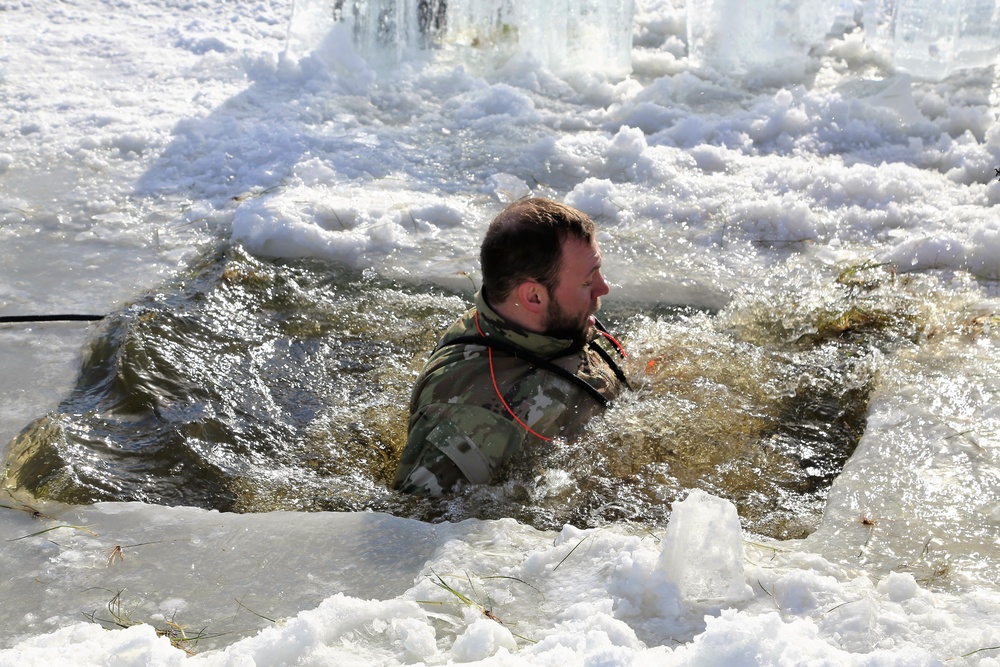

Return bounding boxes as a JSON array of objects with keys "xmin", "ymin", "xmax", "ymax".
[
  {"xmin": 83, "ymin": 589, "xmax": 225, "ymax": 655},
  {"xmin": 418, "ymin": 570, "xmax": 536, "ymax": 643}
]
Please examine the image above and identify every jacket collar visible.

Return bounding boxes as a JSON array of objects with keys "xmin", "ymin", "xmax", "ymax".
[{"xmin": 470, "ymin": 290, "xmax": 584, "ymax": 358}]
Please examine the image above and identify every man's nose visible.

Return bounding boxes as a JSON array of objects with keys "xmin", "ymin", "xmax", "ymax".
[{"xmin": 593, "ymin": 271, "xmax": 610, "ymax": 298}]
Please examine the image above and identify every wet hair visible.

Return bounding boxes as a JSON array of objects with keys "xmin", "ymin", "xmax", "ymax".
[{"xmin": 480, "ymin": 198, "xmax": 597, "ymax": 303}]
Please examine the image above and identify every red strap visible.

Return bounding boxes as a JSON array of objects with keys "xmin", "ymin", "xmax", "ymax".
[
  {"xmin": 598, "ymin": 329, "xmax": 627, "ymax": 357},
  {"xmin": 475, "ymin": 311, "xmax": 554, "ymax": 442}
]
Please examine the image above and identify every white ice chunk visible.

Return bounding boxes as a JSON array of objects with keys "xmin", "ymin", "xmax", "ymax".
[
  {"xmin": 514, "ymin": 0, "xmax": 635, "ymax": 76},
  {"xmin": 863, "ymin": 0, "xmax": 1000, "ymax": 81},
  {"xmin": 687, "ymin": 0, "xmax": 841, "ymax": 79},
  {"xmin": 659, "ymin": 488, "xmax": 753, "ymax": 603},
  {"xmin": 834, "ymin": 74, "xmax": 924, "ymax": 126},
  {"xmin": 285, "ymin": 0, "xmax": 338, "ymax": 62}
]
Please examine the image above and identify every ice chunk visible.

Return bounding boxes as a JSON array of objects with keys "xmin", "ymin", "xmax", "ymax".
[
  {"xmin": 659, "ymin": 488, "xmax": 753, "ymax": 603},
  {"xmin": 834, "ymin": 73, "xmax": 924, "ymax": 125},
  {"xmin": 687, "ymin": 0, "xmax": 842, "ymax": 78},
  {"xmin": 285, "ymin": 0, "xmax": 635, "ymax": 76},
  {"xmin": 514, "ymin": 0, "xmax": 635, "ymax": 76},
  {"xmin": 284, "ymin": 0, "xmax": 451, "ymax": 70},
  {"xmin": 863, "ymin": 0, "xmax": 1000, "ymax": 81},
  {"xmin": 335, "ymin": 0, "xmax": 442, "ymax": 68},
  {"xmin": 285, "ymin": 0, "xmax": 338, "ymax": 62}
]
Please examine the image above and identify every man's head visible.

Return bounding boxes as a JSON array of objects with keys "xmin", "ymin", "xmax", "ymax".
[{"xmin": 480, "ymin": 198, "xmax": 609, "ymax": 342}]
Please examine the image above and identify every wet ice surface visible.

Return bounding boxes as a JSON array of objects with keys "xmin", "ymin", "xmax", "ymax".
[{"xmin": 3, "ymin": 0, "xmax": 1000, "ymax": 663}]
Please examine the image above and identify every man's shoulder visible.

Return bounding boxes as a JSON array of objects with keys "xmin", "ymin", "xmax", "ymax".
[{"xmin": 435, "ymin": 305, "xmax": 480, "ymax": 344}]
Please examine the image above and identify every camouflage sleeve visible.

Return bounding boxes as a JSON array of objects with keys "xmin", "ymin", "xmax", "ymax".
[{"xmin": 392, "ymin": 402, "xmax": 527, "ymax": 495}]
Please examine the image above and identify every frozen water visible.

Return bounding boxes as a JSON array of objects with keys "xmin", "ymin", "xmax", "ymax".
[
  {"xmin": 287, "ymin": 0, "xmax": 635, "ymax": 75},
  {"xmin": 513, "ymin": 0, "xmax": 636, "ymax": 76},
  {"xmin": 285, "ymin": 0, "xmax": 337, "ymax": 62},
  {"xmin": 690, "ymin": 0, "xmax": 1000, "ymax": 83},
  {"xmin": 833, "ymin": 73, "xmax": 924, "ymax": 126},
  {"xmin": 659, "ymin": 489, "xmax": 753, "ymax": 603},
  {"xmin": 5, "ymin": 0, "xmax": 1000, "ymax": 663},
  {"xmin": 287, "ymin": 0, "xmax": 449, "ymax": 70},
  {"xmin": 863, "ymin": 0, "xmax": 1000, "ymax": 81},
  {"xmin": 686, "ymin": 0, "xmax": 843, "ymax": 80}
]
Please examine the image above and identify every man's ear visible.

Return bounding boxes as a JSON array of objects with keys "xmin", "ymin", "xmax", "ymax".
[{"xmin": 514, "ymin": 280, "xmax": 547, "ymax": 314}]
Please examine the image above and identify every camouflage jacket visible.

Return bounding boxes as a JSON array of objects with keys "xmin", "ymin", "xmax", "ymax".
[{"xmin": 392, "ymin": 291, "xmax": 628, "ymax": 495}]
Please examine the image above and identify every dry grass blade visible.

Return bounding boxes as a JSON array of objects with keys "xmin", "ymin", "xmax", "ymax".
[
  {"xmin": 9, "ymin": 524, "xmax": 98, "ymax": 541},
  {"xmin": 235, "ymin": 598, "xmax": 278, "ymax": 624},
  {"xmin": 1, "ymin": 489, "xmax": 50, "ymax": 519},
  {"xmin": 823, "ymin": 599, "xmax": 864, "ymax": 615},
  {"xmin": 481, "ymin": 575, "xmax": 542, "ymax": 597},
  {"xmin": 553, "ymin": 535, "xmax": 590, "ymax": 571},
  {"xmin": 958, "ymin": 645, "xmax": 1000, "ymax": 658},
  {"xmin": 427, "ymin": 571, "xmax": 477, "ymax": 608},
  {"xmin": 425, "ymin": 571, "xmax": 503, "ymax": 625},
  {"xmin": 107, "ymin": 545, "xmax": 124, "ymax": 566},
  {"xmin": 858, "ymin": 514, "xmax": 877, "ymax": 558},
  {"xmin": 104, "ymin": 540, "xmax": 165, "ymax": 565},
  {"xmin": 82, "ymin": 589, "xmax": 134, "ymax": 631}
]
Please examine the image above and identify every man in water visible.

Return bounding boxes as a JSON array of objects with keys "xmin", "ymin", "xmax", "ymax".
[{"xmin": 393, "ymin": 197, "xmax": 629, "ymax": 495}]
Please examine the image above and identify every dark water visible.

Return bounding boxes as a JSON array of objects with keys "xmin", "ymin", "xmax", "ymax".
[{"xmin": 2, "ymin": 245, "xmax": 911, "ymax": 539}]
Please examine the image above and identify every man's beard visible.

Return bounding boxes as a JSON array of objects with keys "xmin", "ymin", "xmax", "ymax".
[{"xmin": 543, "ymin": 297, "xmax": 599, "ymax": 347}]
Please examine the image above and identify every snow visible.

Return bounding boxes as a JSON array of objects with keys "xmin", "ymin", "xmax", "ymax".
[
  {"xmin": 2, "ymin": 500, "xmax": 993, "ymax": 665},
  {"xmin": 2, "ymin": 0, "xmax": 1000, "ymax": 664}
]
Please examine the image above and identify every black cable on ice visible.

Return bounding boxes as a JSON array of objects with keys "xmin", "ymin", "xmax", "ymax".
[{"xmin": 0, "ymin": 314, "xmax": 105, "ymax": 324}]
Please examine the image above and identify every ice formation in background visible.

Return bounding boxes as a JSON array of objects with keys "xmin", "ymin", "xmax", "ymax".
[
  {"xmin": 288, "ymin": 0, "xmax": 1000, "ymax": 83},
  {"xmin": 286, "ymin": 0, "xmax": 635, "ymax": 75},
  {"xmin": 686, "ymin": 0, "xmax": 843, "ymax": 79},
  {"xmin": 863, "ymin": 0, "xmax": 1000, "ymax": 81},
  {"xmin": 686, "ymin": 0, "xmax": 1000, "ymax": 83}
]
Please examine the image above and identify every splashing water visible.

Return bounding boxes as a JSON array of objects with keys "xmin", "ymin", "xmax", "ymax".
[{"xmin": 5, "ymin": 251, "xmax": 974, "ymax": 541}]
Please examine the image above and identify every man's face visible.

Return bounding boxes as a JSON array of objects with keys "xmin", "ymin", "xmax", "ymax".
[{"xmin": 543, "ymin": 236, "xmax": 610, "ymax": 343}]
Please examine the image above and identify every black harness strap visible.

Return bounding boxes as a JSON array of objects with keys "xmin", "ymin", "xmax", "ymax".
[
  {"xmin": 593, "ymin": 318, "xmax": 632, "ymax": 390},
  {"xmin": 589, "ymin": 336, "xmax": 631, "ymax": 390},
  {"xmin": 435, "ymin": 334, "xmax": 623, "ymax": 407}
]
